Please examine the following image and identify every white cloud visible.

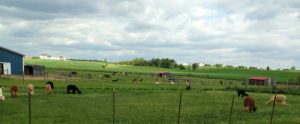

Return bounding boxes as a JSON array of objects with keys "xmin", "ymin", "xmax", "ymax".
[{"xmin": 0, "ymin": 0, "xmax": 300, "ymax": 69}]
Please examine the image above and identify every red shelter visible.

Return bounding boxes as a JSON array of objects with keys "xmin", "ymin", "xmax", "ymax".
[{"xmin": 248, "ymin": 77, "xmax": 271, "ymax": 86}]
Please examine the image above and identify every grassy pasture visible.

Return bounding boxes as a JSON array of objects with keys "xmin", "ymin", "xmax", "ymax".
[
  {"xmin": 0, "ymin": 59, "xmax": 299, "ymax": 123},
  {"xmin": 0, "ymin": 74, "xmax": 300, "ymax": 124},
  {"xmin": 25, "ymin": 59, "xmax": 300, "ymax": 82}
]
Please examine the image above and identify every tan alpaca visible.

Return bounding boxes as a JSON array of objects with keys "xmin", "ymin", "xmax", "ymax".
[
  {"xmin": 27, "ymin": 84, "xmax": 34, "ymax": 96},
  {"xmin": 266, "ymin": 94, "xmax": 286, "ymax": 105},
  {"xmin": 45, "ymin": 84, "xmax": 52, "ymax": 95}
]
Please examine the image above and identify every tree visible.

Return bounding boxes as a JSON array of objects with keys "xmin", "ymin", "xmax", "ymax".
[
  {"xmin": 225, "ymin": 65, "xmax": 234, "ymax": 68},
  {"xmin": 266, "ymin": 66, "xmax": 270, "ymax": 71},
  {"xmin": 290, "ymin": 66, "xmax": 296, "ymax": 71},
  {"xmin": 177, "ymin": 64, "xmax": 186, "ymax": 70},
  {"xmin": 160, "ymin": 58, "xmax": 177, "ymax": 68},
  {"xmin": 131, "ymin": 58, "xmax": 148, "ymax": 66},
  {"xmin": 214, "ymin": 64, "xmax": 223, "ymax": 68},
  {"xmin": 204, "ymin": 64, "xmax": 211, "ymax": 67},
  {"xmin": 148, "ymin": 58, "xmax": 160, "ymax": 67},
  {"xmin": 192, "ymin": 63, "xmax": 199, "ymax": 71},
  {"xmin": 249, "ymin": 66, "xmax": 257, "ymax": 70},
  {"xmin": 237, "ymin": 65, "xmax": 246, "ymax": 69}
]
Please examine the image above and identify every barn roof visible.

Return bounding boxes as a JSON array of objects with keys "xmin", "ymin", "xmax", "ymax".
[
  {"xmin": 249, "ymin": 77, "xmax": 269, "ymax": 80},
  {"xmin": 0, "ymin": 45, "xmax": 24, "ymax": 56}
]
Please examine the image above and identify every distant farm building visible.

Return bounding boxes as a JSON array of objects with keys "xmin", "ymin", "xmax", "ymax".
[
  {"xmin": 39, "ymin": 54, "xmax": 67, "ymax": 61},
  {"xmin": 248, "ymin": 77, "xmax": 271, "ymax": 86},
  {"xmin": 0, "ymin": 46, "xmax": 24, "ymax": 75},
  {"xmin": 198, "ymin": 62, "xmax": 205, "ymax": 67},
  {"xmin": 158, "ymin": 72, "xmax": 172, "ymax": 78},
  {"xmin": 24, "ymin": 64, "xmax": 45, "ymax": 76}
]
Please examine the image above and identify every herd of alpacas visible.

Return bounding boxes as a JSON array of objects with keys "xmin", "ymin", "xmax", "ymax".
[
  {"xmin": 237, "ymin": 89, "xmax": 287, "ymax": 112},
  {"xmin": 0, "ymin": 82, "xmax": 287, "ymax": 113},
  {"xmin": 0, "ymin": 81, "xmax": 81, "ymax": 100}
]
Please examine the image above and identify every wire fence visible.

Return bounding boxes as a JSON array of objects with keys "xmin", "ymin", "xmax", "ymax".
[
  {"xmin": 0, "ymin": 71, "xmax": 299, "ymax": 123},
  {"xmin": 0, "ymin": 90, "xmax": 288, "ymax": 124}
]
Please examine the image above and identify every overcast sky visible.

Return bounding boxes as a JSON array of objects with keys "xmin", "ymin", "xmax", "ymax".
[{"xmin": 0, "ymin": 0, "xmax": 299, "ymax": 69}]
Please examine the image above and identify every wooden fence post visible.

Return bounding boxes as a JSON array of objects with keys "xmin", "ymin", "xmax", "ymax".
[
  {"xmin": 22, "ymin": 71, "xmax": 25, "ymax": 82},
  {"xmin": 65, "ymin": 72, "xmax": 68, "ymax": 81},
  {"xmin": 228, "ymin": 93, "xmax": 235, "ymax": 124},
  {"xmin": 270, "ymin": 92, "xmax": 277, "ymax": 124},
  {"xmin": 177, "ymin": 92, "xmax": 182, "ymax": 124},
  {"xmin": 44, "ymin": 71, "xmax": 46, "ymax": 81},
  {"xmin": 113, "ymin": 89, "xmax": 115, "ymax": 124},
  {"xmin": 28, "ymin": 92, "xmax": 32, "ymax": 124}
]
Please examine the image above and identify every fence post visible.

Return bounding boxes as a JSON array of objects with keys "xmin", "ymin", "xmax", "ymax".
[
  {"xmin": 22, "ymin": 71, "xmax": 25, "ymax": 82},
  {"xmin": 228, "ymin": 93, "xmax": 235, "ymax": 124},
  {"xmin": 270, "ymin": 91, "xmax": 277, "ymax": 124},
  {"xmin": 44, "ymin": 71, "xmax": 46, "ymax": 81},
  {"xmin": 28, "ymin": 92, "xmax": 32, "ymax": 124},
  {"xmin": 177, "ymin": 92, "xmax": 182, "ymax": 124},
  {"xmin": 113, "ymin": 89, "xmax": 115, "ymax": 124}
]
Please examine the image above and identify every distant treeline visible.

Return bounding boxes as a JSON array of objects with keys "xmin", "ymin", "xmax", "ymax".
[
  {"xmin": 118, "ymin": 58, "xmax": 178, "ymax": 69},
  {"xmin": 117, "ymin": 58, "xmax": 298, "ymax": 72},
  {"xmin": 68, "ymin": 58, "xmax": 107, "ymax": 62}
]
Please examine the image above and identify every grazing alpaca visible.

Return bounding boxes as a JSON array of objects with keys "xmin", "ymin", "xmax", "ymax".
[
  {"xmin": 244, "ymin": 95, "xmax": 257, "ymax": 112},
  {"xmin": 170, "ymin": 80, "xmax": 175, "ymax": 84},
  {"xmin": 132, "ymin": 79, "xmax": 137, "ymax": 82},
  {"xmin": 45, "ymin": 84, "xmax": 52, "ymax": 95},
  {"xmin": 0, "ymin": 87, "xmax": 5, "ymax": 101},
  {"xmin": 46, "ymin": 81, "xmax": 54, "ymax": 89},
  {"xmin": 67, "ymin": 85, "xmax": 81, "ymax": 94},
  {"xmin": 27, "ymin": 84, "xmax": 34, "ymax": 95},
  {"xmin": 185, "ymin": 80, "xmax": 191, "ymax": 90},
  {"xmin": 10, "ymin": 85, "xmax": 18, "ymax": 97},
  {"xmin": 266, "ymin": 94, "xmax": 287, "ymax": 105},
  {"xmin": 112, "ymin": 79, "xmax": 119, "ymax": 82},
  {"xmin": 155, "ymin": 78, "xmax": 160, "ymax": 84},
  {"xmin": 237, "ymin": 89, "xmax": 248, "ymax": 97}
]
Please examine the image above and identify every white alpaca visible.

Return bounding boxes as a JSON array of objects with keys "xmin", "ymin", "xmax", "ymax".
[
  {"xmin": 0, "ymin": 88, "xmax": 5, "ymax": 101},
  {"xmin": 170, "ymin": 81, "xmax": 175, "ymax": 84}
]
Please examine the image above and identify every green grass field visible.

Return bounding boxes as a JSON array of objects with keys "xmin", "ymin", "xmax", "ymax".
[
  {"xmin": 1, "ymin": 74, "xmax": 300, "ymax": 124},
  {"xmin": 25, "ymin": 59, "xmax": 300, "ymax": 82},
  {"xmin": 0, "ymin": 59, "xmax": 299, "ymax": 124}
]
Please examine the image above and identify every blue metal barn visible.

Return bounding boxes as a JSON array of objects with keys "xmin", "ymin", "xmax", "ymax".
[{"xmin": 0, "ymin": 46, "xmax": 24, "ymax": 75}]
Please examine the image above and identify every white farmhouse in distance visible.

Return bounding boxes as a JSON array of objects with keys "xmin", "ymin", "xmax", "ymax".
[
  {"xmin": 39, "ymin": 54, "xmax": 67, "ymax": 61},
  {"xmin": 198, "ymin": 62, "xmax": 205, "ymax": 67},
  {"xmin": 39, "ymin": 54, "xmax": 51, "ymax": 59}
]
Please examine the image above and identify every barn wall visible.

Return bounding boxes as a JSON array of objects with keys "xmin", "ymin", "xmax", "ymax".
[{"xmin": 0, "ymin": 48, "xmax": 24, "ymax": 75}]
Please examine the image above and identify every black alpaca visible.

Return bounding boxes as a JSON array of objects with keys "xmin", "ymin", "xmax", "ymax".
[
  {"xmin": 112, "ymin": 79, "xmax": 119, "ymax": 82},
  {"xmin": 67, "ymin": 85, "xmax": 81, "ymax": 94},
  {"xmin": 46, "ymin": 81, "xmax": 54, "ymax": 89},
  {"xmin": 132, "ymin": 79, "xmax": 137, "ymax": 82},
  {"xmin": 237, "ymin": 89, "xmax": 248, "ymax": 97}
]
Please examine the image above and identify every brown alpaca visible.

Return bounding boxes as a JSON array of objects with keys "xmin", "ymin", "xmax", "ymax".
[
  {"xmin": 10, "ymin": 85, "xmax": 18, "ymax": 97},
  {"xmin": 244, "ymin": 95, "xmax": 257, "ymax": 112},
  {"xmin": 45, "ymin": 84, "xmax": 52, "ymax": 95},
  {"xmin": 27, "ymin": 84, "xmax": 34, "ymax": 96},
  {"xmin": 266, "ymin": 94, "xmax": 286, "ymax": 105}
]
